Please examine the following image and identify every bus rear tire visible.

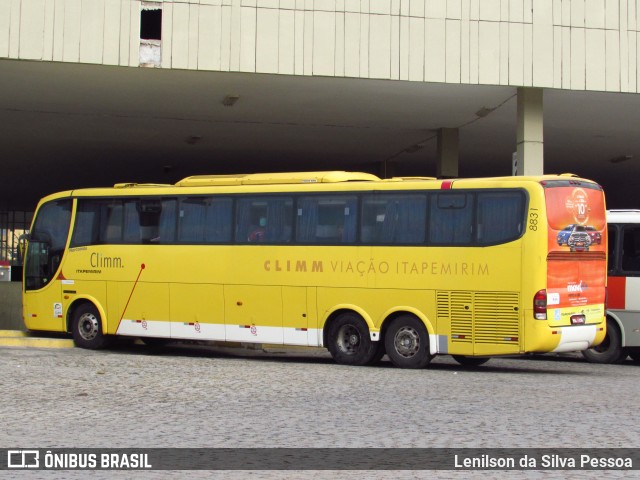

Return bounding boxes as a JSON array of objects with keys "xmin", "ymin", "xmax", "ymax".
[
  {"xmin": 72, "ymin": 304, "xmax": 109, "ymax": 350},
  {"xmin": 582, "ymin": 319, "xmax": 625, "ymax": 364},
  {"xmin": 452, "ymin": 355, "xmax": 490, "ymax": 367},
  {"xmin": 384, "ymin": 315, "xmax": 432, "ymax": 369},
  {"xmin": 327, "ymin": 313, "xmax": 378, "ymax": 366}
]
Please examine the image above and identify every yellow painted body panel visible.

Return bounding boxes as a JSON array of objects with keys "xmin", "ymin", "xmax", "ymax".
[
  {"xmin": 22, "ymin": 173, "xmax": 607, "ymax": 357},
  {"xmin": 170, "ymin": 283, "xmax": 225, "ymax": 326},
  {"xmin": 23, "ymin": 282, "xmax": 64, "ymax": 332},
  {"xmin": 282, "ymin": 286, "xmax": 309, "ymax": 329}
]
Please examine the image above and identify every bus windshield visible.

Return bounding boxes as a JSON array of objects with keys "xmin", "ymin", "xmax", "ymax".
[{"xmin": 24, "ymin": 199, "xmax": 72, "ymax": 291}]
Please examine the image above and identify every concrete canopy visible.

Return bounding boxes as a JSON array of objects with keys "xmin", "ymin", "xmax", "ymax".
[{"xmin": 2, "ymin": 58, "xmax": 639, "ymax": 210}]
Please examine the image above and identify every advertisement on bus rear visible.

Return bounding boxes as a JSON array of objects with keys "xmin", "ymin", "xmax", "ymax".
[{"xmin": 545, "ymin": 185, "xmax": 606, "ymax": 321}]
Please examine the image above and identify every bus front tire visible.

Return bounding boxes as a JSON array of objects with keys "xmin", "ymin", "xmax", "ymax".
[
  {"xmin": 384, "ymin": 315, "xmax": 432, "ymax": 369},
  {"xmin": 72, "ymin": 304, "xmax": 109, "ymax": 350},
  {"xmin": 582, "ymin": 319, "xmax": 625, "ymax": 364},
  {"xmin": 452, "ymin": 355, "xmax": 490, "ymax": 367},
  {"xmin": 327, "ymin": 313, "xmax": 378, "ymax": 366}
]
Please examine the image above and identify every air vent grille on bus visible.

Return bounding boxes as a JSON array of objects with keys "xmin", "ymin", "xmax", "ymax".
[
  {"xmin": 438, "ymin": 291, "xmax": 473, "ymax": 343},
  {"xmin": 437, "ymin": 291, "xmax": 520, "ymax": 345}
]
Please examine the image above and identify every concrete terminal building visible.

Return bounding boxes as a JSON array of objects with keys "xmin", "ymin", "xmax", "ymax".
[{"xmin": 1, "ymin": 0, "xmax": 640, "ymax": 265}]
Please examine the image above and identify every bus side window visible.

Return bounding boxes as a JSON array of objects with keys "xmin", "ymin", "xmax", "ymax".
[
  {"xmin": 157, "ymin": 199, "xmax": 177, "ymax": 243},
  {"xmin": 621, "ymin": 226, "xmax": 640, "ymax": 274},
  {"xmin": 429, "ymin": 193, "xmax": 473, "ymax": 245},
  {"xmin": 204, "ymin": 198, "xmax": 232, "ymax": 243},
  {"xmin": 476, "ymin": 192, "xmax": 524, "ymax": 244},
  {"xmin": 137, "ymin": 199, "xmax": 177, "ymax": 243},
  {"xmin": 123, "ymin": 201, "xmax": 141, "ymax": 243},
  {"xmin": 607, "ymin": 225, "xmax": 617, "ymax": 273},
  {"xmin": 296, "ymin": 196, "xmax": 357, "ymax": 244},
  {"xmin": 236, "ymin": 197, "xmax": 292, "ymax": 243},
  {"xmin": 102, "ymin": 202, "xmax": 124, "ymax": 243},
  {"xmin": 179, "ymin": 198, "xmax": 206, "ymax": 242},
  {"xmin": 360, "ymin": 194, "xmax": 426, "ymax": 244},
  {"xmin": 71, "ymin": 201, "xmax": 101, "ymax": 246},
  {"xmin": 178, "ymin": 197, "xmax": 232, "ymax": 243}
]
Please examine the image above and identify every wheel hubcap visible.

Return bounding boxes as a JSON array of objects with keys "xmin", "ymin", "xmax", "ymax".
[
  {"xmin": 336, "ymin": 324, "xmax": 360, "ymax": 355},
  {"xmin": 78, "ymin": 313, "xmax": 99, "ymax": 341},
  {"xmin": 394, "ymin": 326, "xmax": 420, "ymax": 358}
]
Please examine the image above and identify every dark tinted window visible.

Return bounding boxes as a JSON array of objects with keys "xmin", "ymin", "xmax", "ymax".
[
  {"xmin": 608, "ymin": 224, "xmax": 617, "ymax": 273},
  {"xmin": 361, "ymin": 193, "xmax": 427, "ymax": 244},
  {"xmin": 236, "ymin": 196, "xmax": 293, "ymax": 243},
  {"xmin": 476, "ymin": 191, "xmax": 525, "ymax": 245},
  {"xmin": 178, "ymin": 197, "xmax": 232, "ymax": 243},
  {"xmin": 71, "ymin": 198, "xmax": 176, "ymax": 245},
  {"xmin": 430, "ymin": 193, "xmax": 474, "ymax": 244},
  {"xmin": 621, "ymin": 226, "xmax": 640, "ymax": 273},
  {"xmin": 155, "ymin": 199, "xmax": 177, "ymax": 243},
  {"xmin": 70, "ymin": 189, "xmax": 525, "ymax": 248},
  {"xmin": 296, "ymin": 195, "xmax": 358, "ymax": 243},
  {"xmin": 72, "ymin": 199, "xmax": 139, "ymax": 246}
]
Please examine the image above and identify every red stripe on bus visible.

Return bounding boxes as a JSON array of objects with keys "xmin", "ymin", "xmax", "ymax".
[
  {"xmin": 608, "ymin": 276, "xmax": 626, "ymax": 309},
  {"xmin": 116, "ymin": 264, "xmax": 147, "ymax": 333}
]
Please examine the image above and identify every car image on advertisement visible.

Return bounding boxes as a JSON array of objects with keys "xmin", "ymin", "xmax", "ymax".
[
  {"xmin": 556, "ymin": 224, "xmax": 576, "ymax": 246},
  {"xmin": 567, "ymin": 225, "xmax": 592, "ymax": 252},
  {"xmin": 585, "ymin": 226, "xmax": 602, "ymax": 245}
]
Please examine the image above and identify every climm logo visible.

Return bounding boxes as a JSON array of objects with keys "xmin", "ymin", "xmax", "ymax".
[
  {"xmin": 264, "ymin": 259, "xmax": 323, "ymax": 272},
  {"xmin": 567, "ymin": 281, "xmax": 587, "ymax": 293},
  {"xmin": 91, "ymin": 253, "xmax": 124, "ymax": 269}
]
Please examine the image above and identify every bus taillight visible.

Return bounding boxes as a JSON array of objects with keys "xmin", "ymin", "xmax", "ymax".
[{"xmin": 534, "ymin": 289, "xmax": 547, "ymax": 320}]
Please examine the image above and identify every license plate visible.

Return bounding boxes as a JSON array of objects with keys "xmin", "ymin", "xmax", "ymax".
[{"xmin": 570, "ymin": 314, "xmax": 585, "ymax": 325}]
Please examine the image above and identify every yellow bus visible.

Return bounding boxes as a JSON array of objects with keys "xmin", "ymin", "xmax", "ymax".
[{"xmin": 22, "ymin": 171, "xmax": 607, "ymax": 369}]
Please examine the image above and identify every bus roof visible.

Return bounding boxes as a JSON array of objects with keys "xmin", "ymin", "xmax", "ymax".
[
  {"xmin": 607, "ymin": 210, "xmax": 640, "ymax": 223},
  {"xmin": 35, "ymin": 172, "xmax": 600, "ymax": 205},
  {"xmin": 111, "ymin": 171, "xmax": 597, "ymax": 189},
  {"xmin": 173, "ymin": 171, "xmax": 381, "ymax": 187}
]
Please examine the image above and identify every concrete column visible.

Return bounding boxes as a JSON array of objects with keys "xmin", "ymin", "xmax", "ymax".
[
  {"xmin": 0, "ymin": 282, "xmax": 24, "ymax": 330},
  {"xmin": 436, "ymin": 128, "xmax": 459, "ymax": 178},
  {"xmin": 516, "ymin": 87, "xmax": 544, "ymax": 176}
]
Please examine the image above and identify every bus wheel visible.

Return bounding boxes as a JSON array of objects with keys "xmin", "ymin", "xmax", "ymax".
[
  {"xmin": 384, "ymin": 315, "xmax": 432, "ymax": 369},
  {"xmin": 72, "ymin": 304, "xmax": 109, "ymax": 349},
  {"xmin": 452, "ymin": 355, "xmax": 490, "ymax": 367},
  {"xmin": 582, "ymin": 319, "xmax": 625, "ymax": 364},
  {"xmin": 327, "ymin": 313, "xmax": 377, "ymax": 366}
]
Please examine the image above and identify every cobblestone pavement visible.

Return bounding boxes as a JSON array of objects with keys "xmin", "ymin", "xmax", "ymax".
[{"xmin": 1, "ymin": 342, "xmax": 639, "ymax": 479}]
